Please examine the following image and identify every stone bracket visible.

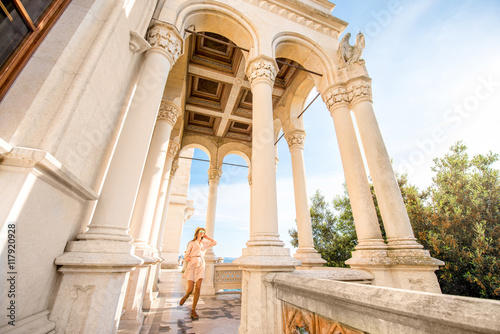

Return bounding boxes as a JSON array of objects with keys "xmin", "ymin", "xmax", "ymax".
[{"xmin": 129, "ymin": 31, "xmax": 151, "ymax": 54}]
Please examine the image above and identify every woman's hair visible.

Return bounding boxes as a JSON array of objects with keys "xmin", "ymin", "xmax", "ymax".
[{"xmin": 190, "ymin": 227, "xmax": 206, "ymax": 242}]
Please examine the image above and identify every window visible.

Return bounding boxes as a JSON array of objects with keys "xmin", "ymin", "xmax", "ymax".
[{"xmin": 0, "ymin": 0, "xmax": 71, "ymax": 101}]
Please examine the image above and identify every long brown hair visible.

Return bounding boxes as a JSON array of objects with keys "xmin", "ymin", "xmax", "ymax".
[{"xmin": 190, "ymin": 227, "xmax": 206, "ymax": 242}]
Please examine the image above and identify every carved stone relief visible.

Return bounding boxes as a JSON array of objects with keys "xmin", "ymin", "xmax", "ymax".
[{"xmin": 283, "ymin": 302, "xmax": 366, "ymax": 334}]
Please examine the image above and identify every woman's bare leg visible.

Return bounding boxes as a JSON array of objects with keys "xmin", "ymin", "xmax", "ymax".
[
  {"xmin": 180, "ymin": 280, "xmax": 194, "ymax": 305},
  {"xmin": 191, "ymin": 279, "xmax": 203, "ymax": 314}
]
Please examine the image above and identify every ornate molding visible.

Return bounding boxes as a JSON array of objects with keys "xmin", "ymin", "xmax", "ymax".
[
  {"xmin": 323, "ymin": 79, "xmax": 372, "ymax": 111},
  {"xmin": 347, "ymin": 80, "xmax": 372, "ymax": 103},
  {"xmin": 208, "ymin": 168, "xmax": 223, "ymax": 183},
  {"xmin": 283, "ymin": 302, "xmax": 364, "ymax": 334},
  {"xmin": 247, "ymin": 174, "xmax": 252, "ymax": 186},
  {"xmin": 240, "ymin": 0, "xmax": 346, "ymax": 38},
  {"xmin": 167, "ymin": 141, "xmax": 180, "ymax": 159},
  {"xmin": 285, "ymin": 130, "xmax": 306, "ymax": 149},
  {"xmin": 246, "ymin": 58, "xmax": 277, "ymax": 85},
  {"xmin": 146, "ymin": 22, "xmax": 182, "ymax": 64},
  {"xmin": 157, "ymin": 100, "xmax": 180, "ymax": 126},
  {"xmin": 324, "ymin": 85, "xmax": 349, "ymax": 111}
]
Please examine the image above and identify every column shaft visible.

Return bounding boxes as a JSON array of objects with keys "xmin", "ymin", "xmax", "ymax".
[
  {"xmin": 248, "ymin": 69, "xmax": 281, "ymax": 245},
  {"xmin": 324, "ymin": 86, "xmax": 385, "ymax": 249},
  {"xmin": 205, "ymin": 168, "xmax": 221, "ymax": 238},
  {"xmin": 129, "ymin": 108, "xmax": 178, "ymax": 246},
  {"xmin": 351, "ymin": 92, "xmax": 420, "ymax": 248},
  {"xmin": 286, "ymin": 130, "xmax": 326, "ymax": 266},
  {"xmin": 149, "ymin": 141, "xmax": 179, "ymax": 249}
]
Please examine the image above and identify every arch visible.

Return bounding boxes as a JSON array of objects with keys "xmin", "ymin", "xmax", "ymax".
[
  {"xmin": 272, "ymin": 32, "xmax": 338, "ymax": 93},
  {"xmin": 174, "ymin": 1, "xmax": 259, "ymax": 59},
  {"xmin": 217, "ymin": 142, "xmax": 251, "ymax": 169},
  {"xmin": 180, "ymin": 134, "xmax": 218, "ymax": 168}
]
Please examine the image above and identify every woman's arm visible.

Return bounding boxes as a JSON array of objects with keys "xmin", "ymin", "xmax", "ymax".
[
  {"xmin": 184, "ymin": 241, "xmax": 193, "ymax": 261},
  {"xmin": 202, "ymin": 235, "xmax": 217, "ymax": 248}
]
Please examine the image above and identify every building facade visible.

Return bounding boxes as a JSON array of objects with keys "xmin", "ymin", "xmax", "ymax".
[{"xmin": 4, "ymin": 1, "xmax": 496, "ymax": 333}]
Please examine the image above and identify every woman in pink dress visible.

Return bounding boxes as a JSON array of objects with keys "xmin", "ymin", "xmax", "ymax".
[{"xmin": 179, "ymin": 227, "xmax": 217, "ymax": 319}]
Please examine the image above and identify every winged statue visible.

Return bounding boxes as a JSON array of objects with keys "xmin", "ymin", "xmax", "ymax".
[{"xmin": 337, "ymin": 32, "xmax": 365, "ymax": 66}]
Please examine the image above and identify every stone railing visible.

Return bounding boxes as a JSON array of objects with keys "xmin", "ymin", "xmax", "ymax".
[
  {"xmin": 214, "ymin": 263, "xmax": 242, "ymax": 292},
  {"xmin": 266, "ymin": 271, "xmax": 500, "ymax": 334}
]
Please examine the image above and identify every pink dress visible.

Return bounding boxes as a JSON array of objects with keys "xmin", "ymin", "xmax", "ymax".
[{"xmin": 182, "ymin": 238, "xmax": 217, "ymax": 282}]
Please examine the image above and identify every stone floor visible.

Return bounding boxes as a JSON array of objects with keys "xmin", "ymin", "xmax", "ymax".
[{"xmin": 139, "ymin": 269, "xmax": 241, "ymax": 334}]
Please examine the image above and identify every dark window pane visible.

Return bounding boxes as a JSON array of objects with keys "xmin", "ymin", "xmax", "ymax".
[
  {"xmin": 22, "ymin": 0, "xmax": 53, "ymax": 24},
  {"xmin": 0, "ymin": 0, "xmax": 30, "ymax": 67}
]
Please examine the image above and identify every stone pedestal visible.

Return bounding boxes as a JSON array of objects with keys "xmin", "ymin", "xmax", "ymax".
[
  {"xmin": 50, "ymin": 238, "xmax": 142, "ymax": 334},
  {"xmin": 346, "ymin": 248, "xmax": 443, "ymax": 293}
]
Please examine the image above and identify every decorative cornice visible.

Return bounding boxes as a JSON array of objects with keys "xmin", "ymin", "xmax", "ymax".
[
  {"xmin": 208, "ymin": 168, "xmax": 223, "ymax": 183},
  {"xmin": 285, "ymin": 130, "xmax": 306, "ymax": 149},
  {"xmin": 240, "ymin": 0, "xmax": 346, "ymax": 37},
  {"xmin": 246, "ymin": 57, "xmax": 277, "ymax": 85},
  {"xmin": 157, "ymin": 100, "xmax": 180, "ymax": 126},
  {"xmin": 167, "ymin": 141, "xmax": 180, "ymax": 159},
  {"xmin": 147, "ymin": 21, "xmax": 183, "ymax": 64}
]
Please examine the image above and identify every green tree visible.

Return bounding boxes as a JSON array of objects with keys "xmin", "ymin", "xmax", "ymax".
[
  {"xmin": 289, "ymin": 189, "xmax": 357, "ymax": 267},
  {"xmin": 412, "ymin": 142, "xmax": 500, "ymax": 298}
]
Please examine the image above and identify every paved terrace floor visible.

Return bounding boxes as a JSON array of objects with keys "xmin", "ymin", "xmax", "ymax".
[{"xmin": 139, "ymin": 269, "xmax": 241, "ymax": 334}]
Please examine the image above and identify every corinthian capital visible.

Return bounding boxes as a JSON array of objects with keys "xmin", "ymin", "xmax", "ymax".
[
  {"xmin": 347, "ymin": 79, "xmax": 372, "ymax": 104},
  {"xmin": 157, "ymin": 100, "xmax": 180, "ymax": 126},
  {"xmin": 208, "ymin": 168, "xmax": 222, "ymax": 183},
  {"xmin": 167, "ymin": 141, "xmax": 180, "ymax": 158},
  {"xmin": 284, "ymin": 130, "xmax": 306, "ymax": 150},
  {"xmin": 147, "ymin": 21, "xmax": 183, "ymax": 64},
  {"xmin": 323, "ymin": 85, "xmax": 349, "ymax": 112},
  {"xmin": 246, "ymin": 57, "xmax": 277, "ymax": 85}
]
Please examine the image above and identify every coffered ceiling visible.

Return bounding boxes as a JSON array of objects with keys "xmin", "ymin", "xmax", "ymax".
[{"xmin": 184, "ymin": 32, "xmax": 303, "ymax": 142}]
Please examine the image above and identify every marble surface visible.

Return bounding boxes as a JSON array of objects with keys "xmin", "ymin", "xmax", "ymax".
[{"xmin": 137, "ymin": 269, "xmax": 241, "ymax": 334}]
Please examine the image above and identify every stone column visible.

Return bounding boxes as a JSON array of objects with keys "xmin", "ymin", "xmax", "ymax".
[
  {"xmin": 158, "ymin": 161, "xmax": 180, "ymax": 268},
  {"xmin": 284, "ymin": 130, "xmax": 326, "ymax": 267},
  {"xmin": 233, "ymin": 56, "xmax": 299, "ymax": 334},
  {"xmin": 348, "ymin": 77, "xmax": 443, "ymax": 293},
  {"xmin": 143, "ymin": 140, "xmax": 179, "ymax": 310},
  {"xmin": 323, "ymin": 85, "xmax": 386, "ymax": 251},
  {"xmin": 50, "ymin": 21, "xmax": 183, "ymax": 334},
  {"xmin": 122, "ymin": 102, "xmax": 179, "ymax": 324},
  {"xmin": 150, "ymin": 142, "xmax": 179, "ymax": 253},
  {"xmin": 201, "ymin": 168, "xmax": 222, "ymax": 295}
]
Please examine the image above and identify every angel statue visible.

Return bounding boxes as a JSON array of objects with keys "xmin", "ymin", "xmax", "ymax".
[{"xmin": 337, "ymin": 32, "xmax": 365, "ymax": 66}]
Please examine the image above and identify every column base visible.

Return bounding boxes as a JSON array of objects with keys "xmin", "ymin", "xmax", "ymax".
[
  {"xmin": 50, "ymin": 237, "xmax": 142, "ymax": 334},
  {"xmin": 244, "ymin": 232, "xmax": 286, "ymax": 248},
  {"xmin": 160, "ymin": 250, "xmax": 181, "ymax": 269},
  {"xmin": 233, "ymin": 245, "xmax": 299, "ymax": 334},
  {"xmin": 201, "ymin": 253, "xmax": 217, "ymax": 296},
  {"xmin": 293, "ymin": 247, "xmax": 326, "ymax": 268},
  {"xmin": 121, "ymin": 247, "xmax": 161, "ymax": 322},
  {"xmin": 346, "ymin": 248, "xmax": 444, "ymax": 293},
  {"xmin": 143, "ymin": 254, "xmax": 162, "ymax": 310}
]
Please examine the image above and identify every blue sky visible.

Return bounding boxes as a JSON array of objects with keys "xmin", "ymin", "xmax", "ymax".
[{"xmin": 180, "ymin": 0, "xmax": 500, "ymax": 257}]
